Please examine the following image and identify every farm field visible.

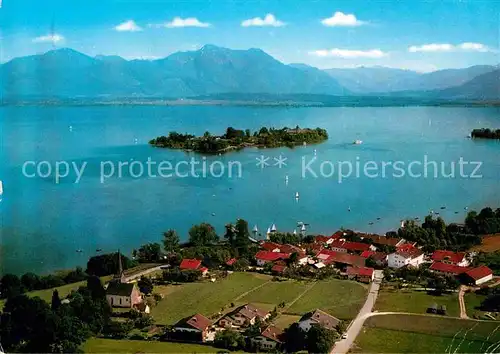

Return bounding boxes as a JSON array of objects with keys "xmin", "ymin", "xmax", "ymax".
[
  {"xmin": 82, "ymin": 338, "xmax": 225, "ymax": 353},
  {"xmin": 471, "ymin": 234, "xmax": 500, "ymax": 253},
  {"xmin": 354, "ymin": 314, "xmax": 500, "ymax": 353},
  {"xmin": 353, "ymin": 327, "xmax": 495, "ymax": 353},
  {"xmin": 237, "ymin": 279, "xmax": 311, "ymax": 306},
  {"xmin": 286, "ymin": 278, "xmax": 367, "ymax": 320},
  {"xmin": 375, "ymin": 288, "xmax": 460, "ymax": 317},
  {"xmin": 150, "ymin": 272, "xmax": 271, "ymax": 324}
]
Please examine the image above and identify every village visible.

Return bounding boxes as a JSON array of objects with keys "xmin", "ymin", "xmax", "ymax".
[{"xmin": 98, "ymin": 225, "xmax": 495, "ymax": 353}]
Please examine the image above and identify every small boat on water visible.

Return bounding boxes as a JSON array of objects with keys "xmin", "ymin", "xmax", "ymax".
[
  {"xmin": 0, "ymin": 180, "xmax": 3, "ymax": 196},
  {"xmin": 353, "ymin": 140, "xmax": 363, "ymax": 145},
  {"xmin": 369, "ymin": 222, "xmax": 374, "ymax": 225},
  {"xmin": 440, "ymin": 206, "xmax": 446, "ymax": 209},
  {"xmin": 348, "ymin": 206, "xmax": 351, "ymax": 212},
  {"xmin": 295, "ymin": 192, "xmax": 300, "ymax": 199},
  {"xmin": 76, "ymin": 249, "xmax": 83, "ymax": 253},
  {"xmin": 96, "ymin": 248, "xmax": 102, "ymax": 252}
]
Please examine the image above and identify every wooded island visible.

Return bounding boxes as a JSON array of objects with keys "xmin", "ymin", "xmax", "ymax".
[
  {"xmin": 149, "ymin": 126, "xmax": 328, "ymax": 153},
  {"xmin": 471, "ymin": 128, "xmax": 500, "ymax": 140}
]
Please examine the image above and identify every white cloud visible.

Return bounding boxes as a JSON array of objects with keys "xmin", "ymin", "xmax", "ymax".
[
  {"xmin": 32, "ymin": 34, "xmax": 64, "ymax": 43},
  {"xmin": 409, "ymin": 42, "xmax": 492, "ymax": 53},
  {"xmin": 321, "ymin": 12, "xmax": 365, "ymax": 27},
  {"xmin": 459, "ymin": 42, "xmax": 490, "ymax": 52},
  {"xmin": 241, "ymin": 14, "xmax": 286, "ymax": 27},
  {"xmin": 114, "ymin": 20, "xmax": 142, "ymax": 32},
  {"xmin": 309, "ymin": 48, "xmax": 387, "ymax": 59},
  {"xmin": 150, "ymin": 17, "xmax": 211, "ymax": 28}
]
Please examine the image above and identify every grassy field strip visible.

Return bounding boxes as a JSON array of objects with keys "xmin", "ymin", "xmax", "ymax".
[
  {"xmin": 232, "ymin": 279, "xmax": 272, "ymax": 302},
  {"xmin": 82, "ymin": 338, "xmax": 227, "ymax": 353},
  {"xmin": 150, "ymin": 272, "xmax": 272, "ymax": 324},
  {"xmin": 286, "ymin": 278, "xmax": 368, "ymax": 320},
  {"xmin": 282, "ymin": 281, "xmax": 317, "ymax": 312}
]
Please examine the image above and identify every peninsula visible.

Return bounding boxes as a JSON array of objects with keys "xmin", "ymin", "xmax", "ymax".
[
  {"xmin": 471, "ymin": 128, "xmax": 500, "ymax": 139},
  {"xmin": 149, "ymin": 126, "xmax": 328, "ymax": 153}
]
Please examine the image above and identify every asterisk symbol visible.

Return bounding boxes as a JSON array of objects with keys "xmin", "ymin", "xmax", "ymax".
[
  {"xmin": 274, "ymin": 155, "xmax": 287, "ymax": 168},
  {"xmin": 256, "ymin": 155, "xmax": 270, "ymax": 169}
]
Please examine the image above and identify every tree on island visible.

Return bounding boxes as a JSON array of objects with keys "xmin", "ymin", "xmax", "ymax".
[
  {"xmin": 163, "ymin": 229, "xmax": 180, "ymax": 253},
  {"xmin": 188, "ymin": 223, "xmax": 219, "ymax": 247}
]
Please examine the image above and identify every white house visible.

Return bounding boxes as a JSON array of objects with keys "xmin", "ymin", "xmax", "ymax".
[
  {"xmin": 388, "ymin": 247, "xmax": 424, "ymax": 269},
  {"xmin": 298, "ymin": 309, "xmax": 340, "ymax": 332}
]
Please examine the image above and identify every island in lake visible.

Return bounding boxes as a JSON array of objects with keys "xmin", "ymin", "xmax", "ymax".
[
  {"xmin": 149, "ymin": 126, "xmax": 328, "ymax": 153},
  {"xmin": 471, "ymin": 128, "xmax": 500, "ymax": 139}
]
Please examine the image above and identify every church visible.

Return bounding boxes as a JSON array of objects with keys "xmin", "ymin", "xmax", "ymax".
[{"xmin": 105, "ymin": 251, "xmax": 143, "ymax": 309}]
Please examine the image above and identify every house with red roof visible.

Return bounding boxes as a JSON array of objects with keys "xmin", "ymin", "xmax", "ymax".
[
  {"xmin": 172, "ymin": 313, "xmax": 214, "ymax": 342},
  {"xmin": 360, "ymin": 251, "xmax": 388, "ymax": 266},
  {"xmin": 180, "ymin": 259, "xmax": 208, "ymax": 276},
  {"xmin": 462, "ymin": 266, "xmax": 493, "ymax": 285},
  {"xmin": 271, "ymin": 264, "xmax": 288, "ymax": 274},
  {"xmin": 330, "ymin": 240, "xmax": 376, "ymax": 254},
  {"xmin": 358, "ymin": 233, "xmax": 406, "ymax": 248},
  {"xmin": 219, "ymin": 303, "xmax": 270, "ymax": 329},
  {"xmin": 346, "ymin": 266, "xmax": 375, "ymax": 283},
  {"xmin": 316, "ymin": 249, "xmax": 366, "ymax": 268},
  {"xmin": 432, "ymin": 250, "xmax": 469, "ymax": 267},
  {"xmin": 250, "ymin": 325, "xmax": 285, "ymax": 351},
  {"xmin": 260, "ymin": 241, "xmax": 282, "ymax": 252},
  {"xmin": 388, "ymin": 246, "xmax": 424, "ymax": 269},
  {"xmin": 255, "ymin": 251, "xmax": 290, "ymax": 266},
  {"xmin": 226, "ymin": 258, "xmax": 237, "ymax": 266},
  {"xmin": 429, "ymin": 262, "xmax": 469, "ymax": 276}
]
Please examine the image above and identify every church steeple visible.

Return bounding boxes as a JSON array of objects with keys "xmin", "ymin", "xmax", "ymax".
[{"xmin": 114, "ymin": 250, "xmax": 126, "ymax": 283}]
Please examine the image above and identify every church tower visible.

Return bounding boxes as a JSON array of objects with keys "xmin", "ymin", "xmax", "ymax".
[{"xmin": 114, "ymin": 250, "xmax": 126, "ymax": 283}]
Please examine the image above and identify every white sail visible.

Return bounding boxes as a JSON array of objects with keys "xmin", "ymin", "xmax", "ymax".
[
  {"xmin": 0, "ymin": 180, "xmax": 3, "ymax": 195},
  {"xmin": 300, "ymin": 224, "xmax": 306, "ymax": 232},
  {"xmin": 271, "ymin": 223, "xmax": 277, "ymax": 232},
  {"xmin": 295, "ymin": 192, "xmax": 299, "ymax": 198},
  {"xmin": 253, "ymin": 225, "xmax": 258, "ymax": 233}
]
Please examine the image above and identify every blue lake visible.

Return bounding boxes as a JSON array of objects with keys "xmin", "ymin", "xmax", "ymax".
[{"xmin": 1, "ymin": 105, "xmax": 499, "ymax": 274}]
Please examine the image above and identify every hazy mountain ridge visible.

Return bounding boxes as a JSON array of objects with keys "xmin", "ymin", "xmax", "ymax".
[
  {"xmin": 324, "ymin": 65, "xmax": 497, "ymax": 94},
  {"xmin": 1, "ymin": 45, "xmax": 346, "ymax": 98},
  {"xmin": 0, "ymin": 45, "xmax": 498, "ymax": 100}
]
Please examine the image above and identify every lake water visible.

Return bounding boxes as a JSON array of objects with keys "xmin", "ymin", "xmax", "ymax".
[{"xmin": 1, "ymin": 105, "xmax": 499, "ymax": 275}]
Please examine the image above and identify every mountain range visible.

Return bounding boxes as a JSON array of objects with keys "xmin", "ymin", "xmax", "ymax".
[{"xmin": 1, "ymin": 45, "xmax": 498, "ymax": 100}]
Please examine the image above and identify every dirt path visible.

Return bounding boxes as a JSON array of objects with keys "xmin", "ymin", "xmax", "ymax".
[{"xmin": 459, "ymin": 285, "xmax": 470, "ymax": 319}]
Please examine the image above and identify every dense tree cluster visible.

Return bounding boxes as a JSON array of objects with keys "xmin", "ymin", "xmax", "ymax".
[
  {"xmin": 0, "ymin": 267, "xmax": 87, "ymax": 300},
  {"xmin": 0, "ymin": 276, "xmax": 111, "ymax": 353},
  {"xmin": 150, "ymin": 126, "xmax": 328, "ymax": 153},
  {"xmin": 285, "ymin": 323, "xmax": 339, "ymax": 353},
  {"xmin": 465, "ymin": 207, "xmax": 500, "ymax": 235},
  {"xmin": 269, "ymin": 232, "xmax": 302, "ymax": 245},
  {"xmin": 86, "ymin": 252, "xmax": 137, "ymax": 277},
  {"xmin": 398, "ymin": 216, "xmax": 480, "ymax": 252}
]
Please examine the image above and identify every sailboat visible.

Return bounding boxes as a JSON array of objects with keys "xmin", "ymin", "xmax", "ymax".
[
  {"xmin": 271, "ymin": 224, "xmax": 277, "ymax": 232},
  {"xmin": 0, "ymin": 180, "xmax": 3, "ymax": 196},
  {"xmin": 295, "ymin": 192, "xmax": 300, "ymax": 199}
]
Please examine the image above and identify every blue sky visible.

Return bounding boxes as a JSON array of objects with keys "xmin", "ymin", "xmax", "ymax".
[{"xmin": 1, "ymin": 0, "xmax": 498, "ymax": 71}]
